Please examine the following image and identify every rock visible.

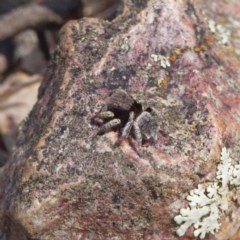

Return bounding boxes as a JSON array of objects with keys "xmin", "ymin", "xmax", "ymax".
[
  {"xmin": 0, "ymin": 0, "xmax": 240, "ymax": 239},
  {"xmin": 0, "ymin": 150, "xmax": 8, "ymax": 167}
]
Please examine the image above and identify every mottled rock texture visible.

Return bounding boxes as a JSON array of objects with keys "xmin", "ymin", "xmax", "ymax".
[{"xmin": 1, "ymin": 0, "xmax": 240, "ymax": 239}]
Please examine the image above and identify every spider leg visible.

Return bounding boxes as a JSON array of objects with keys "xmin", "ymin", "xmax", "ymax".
[
  {"xmin": 136, "ymin": 111, "xmax": 160, "ymax": 142},
  {"xmin": 149, "ymin": 107, "xmax": 161, "ymax": 118},
  {"xmin": 116, "ymin": 111, "xmax": 135, "ymax": 145},
  {"xmin": 95, "ymin": 111, "xmax": 115, "ymax": 119},
  {"xmin": 97, "ymin": 118, "xmax": 121, "ymax": 135},
  {"xmin": 133, "ymin": 111, "xmax": 152, "ymax": 145},
  {"xmin": 91, "ymin": 111, "xmax": 115, "ymax": 125},
  {"xmin": 133, "ymin": 122, "xmax": 142, "ymax": 145},
  {"xmin": 121, "ymin": 111, "xmax": 135, "ymax": 137},
  {"xmin": 135, "ymin": 111, "xmax": 152, "ymax": 127}
]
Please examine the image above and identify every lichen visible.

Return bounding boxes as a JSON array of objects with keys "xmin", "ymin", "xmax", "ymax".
[
  {"xmin": 174, "ymin": 147, "xmax": 240, "ymax": 239},
  {"xmin": 150, "ymin": 54, "xmax": 170, "ymax": 68},
  {"xmin": 207, "ymin": 19, "xmax": 231, "ymax": 45}
]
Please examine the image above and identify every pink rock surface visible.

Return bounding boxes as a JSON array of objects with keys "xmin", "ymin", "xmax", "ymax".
[{"xmin": 0, "ymin": 0, "xmax": 240, "ymax": 239}]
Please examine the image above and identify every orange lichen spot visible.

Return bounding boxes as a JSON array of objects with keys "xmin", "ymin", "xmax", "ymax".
[
  {"xmin": 161, "ymin": 79, "xmax": 168, "ymax": 87},
  {"xmin": 194, "ymin": 44, "xmax": 206, "ymax": 52},
  {"xmin": 194, "ymin": 47, "xmax": 201, "ymax": 52},
  {"xmin": 189, "ymin": 87, "xmax": 196, "ymax": 93},
  {"xmin": 204, "ymin": 35, "xmax": 214, "ymax": 45},
  {"xmin": 200, "ymin": 45, "xmax": 206, "ymax": 50},
  {"xmin": 169, "ymin": 55, "xmax": 177, "ymax": 62}
]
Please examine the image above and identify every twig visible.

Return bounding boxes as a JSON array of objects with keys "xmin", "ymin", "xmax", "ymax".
[{"xmin": 0, "ymin": 4, "xmax": 63, "ymax": 40}]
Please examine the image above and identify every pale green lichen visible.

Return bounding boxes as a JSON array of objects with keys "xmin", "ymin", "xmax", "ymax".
[
  {"xmin": 207, "ymin": 19, "xmax": 231, "ymax": 45},
  {"xmin": 151, "ymin": 54, "xmax": 170, "ymax": 68},
  {"xmin": 120, "ymin": 37, "xmax": 130, "ymax": 52},
  {"xmin": 174, "ymin": 147, "xmax": 240, "ymax": 239}
]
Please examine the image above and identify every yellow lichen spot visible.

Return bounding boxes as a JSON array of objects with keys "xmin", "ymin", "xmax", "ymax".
[
  {"xmin": 173, "ymin": 47, "xmax": 183, "ymax": 55},
  {"xmin": 169, "ymin": 55, "xmax": 177, "ymax": 62}
]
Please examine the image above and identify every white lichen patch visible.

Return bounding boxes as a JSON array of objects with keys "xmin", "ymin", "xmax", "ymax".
[
  {"xmin": 151, "ymin": 54, "xmax": 170, "ymax": 68},
  {"xmin": 146, "ymin": 63, "xmax": 152, "ymax": 70},
  {"xmin": 120, "ymin": 37, "xmax": 130, "ymax": 52},
  {"xmin": 207, "ymin": 19, "xmax": 231, "ymax": 45},
  {"xmin": 174, "ymin": 147, "xmax": 240, "ymax": 239},
  {"xmin": 208, "ymin": 19, "xmax": 217, "ymax": 33}
]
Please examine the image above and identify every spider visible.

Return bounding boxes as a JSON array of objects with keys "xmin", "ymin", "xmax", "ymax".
[{"xmin": 93, "ymin": 89, "xmax": 160, "ymax": 145}]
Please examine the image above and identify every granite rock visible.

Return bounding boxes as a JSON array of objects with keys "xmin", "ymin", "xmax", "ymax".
[{"xmin": 0, "ymin": 0, "xmax": 240, "ymax": 239}]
